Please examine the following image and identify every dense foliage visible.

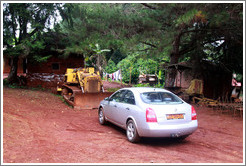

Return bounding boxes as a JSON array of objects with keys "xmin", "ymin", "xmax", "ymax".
[
  {"xmin": 3, "ymin": 3, "xmax": 62, "ymax": 83},
  {"xmin": 117, "ymin": 53, "xmax": 159, "ymax": 84},
  {"xmin": 3, "ymin": 3, "xmax": 243, "ymax": 85}
]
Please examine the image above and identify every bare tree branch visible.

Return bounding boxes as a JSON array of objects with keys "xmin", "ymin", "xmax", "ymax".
[
  {"xmin": 141, "ymin": 3, "xmax": 157, "ymax": 10},
  {"xmin": 138, "ymin": 48, "xmax": 155, "ymax": 52},
  {"xmin": 141, "ymin": 41, "xmax": 157, "ymax": 48}
]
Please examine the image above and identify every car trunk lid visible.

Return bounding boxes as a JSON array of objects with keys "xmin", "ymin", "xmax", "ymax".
[{"xmin": 147, "ymin": 104, "xmax": 192, "ymax": 124}]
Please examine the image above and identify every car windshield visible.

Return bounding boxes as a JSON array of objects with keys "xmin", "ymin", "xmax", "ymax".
[{"xmin": 140, "ymin": 92, "xmax": 183, "ymax": 104}]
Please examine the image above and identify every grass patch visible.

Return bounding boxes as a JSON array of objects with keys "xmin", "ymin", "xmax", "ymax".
[
  {"xmin": 52, "ymin": 93, "xmax": 73, "ymax": 108},
  {"xmin": 106, "ymin": 88, "xmax": 120, "ymax": 92},
  {"xmin": 3, "ymin": 78, "xmax": 26, "ymax": 89},
  {"xmin": 29, "ymin": 85, "xmax": 47, "ymax": 91},
  {"xmin": 133, "ymin": 83, "xmax": 164, "ymax": 88}
]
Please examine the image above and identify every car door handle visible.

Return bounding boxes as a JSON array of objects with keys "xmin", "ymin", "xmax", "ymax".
[
  {"xmin": 126, "ymin": 107, "xmax": 130, "ymax": 110},
  {"xmin": 114, "ymin": 105, "xmax": 117, "ymax": 107}
]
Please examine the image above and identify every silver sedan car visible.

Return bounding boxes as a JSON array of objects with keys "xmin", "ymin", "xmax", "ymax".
[{"xmin": 98, "ymin": 87, "xmax": 198, "ymax": 143}]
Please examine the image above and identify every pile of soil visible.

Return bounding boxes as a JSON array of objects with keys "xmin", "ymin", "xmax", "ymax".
[{"xmin": 102, "ymin": 80, "xmax": 131, "ymax": 90}]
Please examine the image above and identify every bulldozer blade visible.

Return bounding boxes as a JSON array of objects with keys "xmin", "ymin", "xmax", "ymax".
[{"xmin": 74, "ymin": 92, "xmax": 114, "ymax": 110}]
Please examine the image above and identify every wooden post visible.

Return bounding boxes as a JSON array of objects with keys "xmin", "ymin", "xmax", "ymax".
[
  {"xmin": 180, "ymin": 71, "xmax": 182, "ymax": 87},
  {"xmin": 129, "ymin": 66, "xmax": 132, "ymax": 85},
  {"xmin": 120, "ymin": 69, "xmax": 122, "ymax": 85}
]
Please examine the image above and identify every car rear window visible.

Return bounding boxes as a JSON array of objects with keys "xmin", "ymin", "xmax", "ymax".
[{"xmin": 140, "ymin": 92, "xmax": 183, "ymax": 104}]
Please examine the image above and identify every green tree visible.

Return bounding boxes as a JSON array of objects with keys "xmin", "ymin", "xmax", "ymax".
[
  {"xmin": 139, "ymin": 3, "xmax": 243, "ymax": 86},
  {"xmin": 117, "ymin": 53, "xmax": 159, "ymax": 84},
  {"xmin": 117, "ymin": 56, "xmax": 134, "ymax": 84},
  {"xmin": 3, "ymin": 3, "xmax": 61, "ymax": 83},
  {"xmin": 88, "ymin": 43, "xmax": 110, "ymax": 75},
  {"xmin": 57, "ymin": 3, "xmax": 150, "ymax": 69},
  {"xmin": 42, "ymin": 3, "xmax": 243, "ymax": 86},
  {"xmin": 105, "ymin": 59, "xmax": 117, "ymax": 74}
]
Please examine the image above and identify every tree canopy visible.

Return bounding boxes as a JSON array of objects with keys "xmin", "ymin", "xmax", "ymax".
[
  {"xmin": 3, "ymin": 3, "xmax": 62, "ymax": 83},
  {"xmin": 3, "ymin": 3, "xmax": 243, "ymax": 85}
]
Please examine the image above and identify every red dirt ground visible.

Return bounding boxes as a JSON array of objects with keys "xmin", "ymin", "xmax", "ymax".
[
  {"xmin": 3, "ymin": 87, "xmax": 244, "ymax": 164},
  {"xmin": 102, "ymin": 80, "xmax": 131, "ymax": 89}
]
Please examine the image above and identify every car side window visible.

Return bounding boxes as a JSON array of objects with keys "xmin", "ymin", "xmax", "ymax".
[
  {"xmin": 110, "ymin": 90, "xmax": 126, "ymax": 103},
  {"xmin": 122, "ymin": 90, "xmax": 135, "ymax": 105}
]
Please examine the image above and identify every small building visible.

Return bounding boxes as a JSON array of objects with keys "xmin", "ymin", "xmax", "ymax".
[
  {"xmin": 139, "ymin": 74, "xmax": 158, "ymax": 86},
  {"xmin": 3, "ymin": 54, "xmax": 85, "ymax": 89},
  {"xmin": 26, "ymin": 54, "xmax": 84, "ymax": 74},
  {"xmin": 164, "ymin": 60, "xmax": 232, "ymax": 100}
]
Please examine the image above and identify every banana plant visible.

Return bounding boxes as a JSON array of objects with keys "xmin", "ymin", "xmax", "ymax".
[{"xmin": 89, "ymin": 43, "xmax": 110, "ymax": 75}]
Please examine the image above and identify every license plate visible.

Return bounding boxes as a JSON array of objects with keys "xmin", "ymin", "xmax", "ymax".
[{"xmin": 166, "ymin": 114, "xmax": 184, "ymax": 120}]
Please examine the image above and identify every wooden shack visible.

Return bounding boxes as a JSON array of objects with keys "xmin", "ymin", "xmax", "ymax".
[
  {"xmin": 164, "ymin": 60, "xmax": 232, "ymax": 100},
  {"xmin": 139, "ymin": 74, "xmax": 158, "ymax": 86}
]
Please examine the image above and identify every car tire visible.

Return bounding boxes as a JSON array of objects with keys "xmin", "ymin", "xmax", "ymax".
[
  {"xmin": 98, "ymin": 107, "xmax": 107, "ymax": 125},
  {"xmin": 126, "ymin": 120, "xmax": 140, "ymax": 143},
  {"xmin": 176, "ymin": 135, "xmax": 189, "ymax": 141}
]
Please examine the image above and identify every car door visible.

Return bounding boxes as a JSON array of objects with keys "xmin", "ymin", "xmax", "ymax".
[
  {"xmin": 114, "ymin": 90, "xmax": 136, "ymax": 126},
  {"xmin": 107, "ymin": 90, "xmax": 126, "ymax": 123}
]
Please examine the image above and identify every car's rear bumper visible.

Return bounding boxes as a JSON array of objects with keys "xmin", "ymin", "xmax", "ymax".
[{"xmin": 137, "ymin": 120, "xmax": 198, "ymax": 138}]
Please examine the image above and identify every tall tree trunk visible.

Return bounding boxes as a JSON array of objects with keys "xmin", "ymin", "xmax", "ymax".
[
  {"xmin": 97, "ymin": 54, "xmax": 102, "ymax": 76},
  {"xmin": 166, "ymin": 33, "xmax": 182, "ymax": 87},
  {"xmin": 7, "ymin": 56, "xmax": 19, "ymax": 83}
]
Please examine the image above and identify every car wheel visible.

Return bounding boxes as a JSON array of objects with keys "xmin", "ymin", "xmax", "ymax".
[
  {"xmin": 98, "ymin": 107, "xmax": 106, "ymax": 125},
  {"xmin": 126, "ymin": 120, "xmax": 140, "ymax": 143},
  {"xmin": 176, "ymin": 135, "xmax": 189, "ymax": 141}
]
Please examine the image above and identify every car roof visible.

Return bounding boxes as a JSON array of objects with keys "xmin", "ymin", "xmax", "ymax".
[{"xmin": 121, "ymin": 87, "xmax": 170, "ymax": 94}]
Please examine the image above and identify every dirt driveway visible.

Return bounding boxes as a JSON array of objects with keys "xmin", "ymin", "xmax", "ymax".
[{"xmin": 3, "ymin": 87, "xmax": 244, "ymax": 163}]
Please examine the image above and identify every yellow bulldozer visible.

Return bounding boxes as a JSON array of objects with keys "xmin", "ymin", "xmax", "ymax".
[{"xmin": 57, "ymin": 67, "xmax": 113, "ymax": 110}]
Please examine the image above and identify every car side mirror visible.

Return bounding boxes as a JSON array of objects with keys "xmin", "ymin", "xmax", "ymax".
[{"xmin": 104, "ymin": 97, "xmax": 109, "ymax": 101}]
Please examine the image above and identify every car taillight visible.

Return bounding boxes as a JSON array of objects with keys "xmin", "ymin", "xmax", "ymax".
[
  {"xmin": 146, "ymin": 108, "xmax": 157, "ymax": 122},
  {"xmin": 191, "ymin": 106, "xmax": 197, "ymax": 120}
]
